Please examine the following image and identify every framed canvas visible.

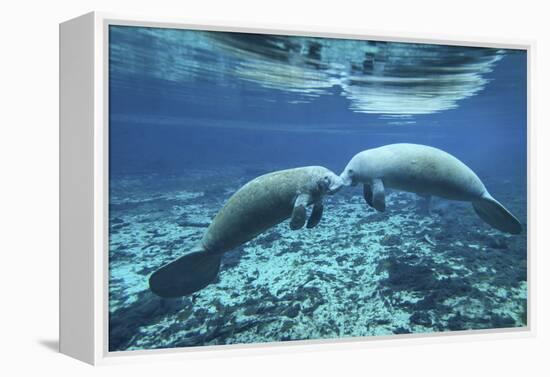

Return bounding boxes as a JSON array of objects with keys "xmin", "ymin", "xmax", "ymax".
[{"xmin": 59, "ymin": 12, "xmax": 533, "ymax": 365}]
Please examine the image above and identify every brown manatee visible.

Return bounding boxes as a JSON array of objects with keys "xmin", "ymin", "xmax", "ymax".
[
  {"xmin": 149, "ymin": 166, "xmax": 343, "ymax": 297},
  {"xmin": 340, "ymin": 143, "xmax": 522, "ymax": 234}
]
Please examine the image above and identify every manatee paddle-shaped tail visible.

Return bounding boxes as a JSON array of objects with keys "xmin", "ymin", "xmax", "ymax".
[
  {"xmin": 472, "ymin": 193, "xmax": 522, "ymax": 234},
  {"xmin": 149, "ymin": 248, "xmax": 222, "ymax": 298}
]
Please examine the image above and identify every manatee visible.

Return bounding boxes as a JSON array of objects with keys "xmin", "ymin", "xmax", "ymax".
[
  {"xmin": 340, "ymin": 143, "xmax": 522, "ymax": 234},
  {"xmin": 149, "ymin": 166, "xmax": 344, "ymax": 297}
]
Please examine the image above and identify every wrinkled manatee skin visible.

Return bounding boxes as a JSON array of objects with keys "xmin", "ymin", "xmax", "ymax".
[
  {"xmin": 340, "ymin": 143, "xmax": 522, "ymax": 234},
  {"xmin": 344, "ymin": 144, "xmax": 486, "ymax": 201},
  {"xmin": 201, "ymin": 166, "xmax": 331, "ymax": 254}
]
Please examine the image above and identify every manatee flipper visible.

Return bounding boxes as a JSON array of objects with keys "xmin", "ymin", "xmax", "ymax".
[
  {"xmin": 472, "ymin": 193, "xmax": 522, "ymax": 234},
  {"xmin": 290, "ymin": 193, "xmax": 310, "ymax": 230},
  {"xmin": 370, "ymin": 178, "xmax": 386, "ymax": 212},
  {"xmin": 306, "ymin": 201, "xmax": 324, "ymax": 228},
  {"xmin": 149, "ymin": 249, "xmax": 222, "ymax": 298},
  {"xmin": 363, "ymin": 180, "xmax": 385, "ymax": 211},
  {"xmin": 363, "ymin": 183, "xmax": 374, "ymax": 207}
]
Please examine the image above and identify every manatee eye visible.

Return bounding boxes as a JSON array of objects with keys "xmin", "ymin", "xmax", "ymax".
[
  {"xmin": 319, "ymin": 175, "xmax": 330, "ymax": 190},
  {"xmin": 348, "ymin": 169, "xmax": 354, "ymax": 175}
]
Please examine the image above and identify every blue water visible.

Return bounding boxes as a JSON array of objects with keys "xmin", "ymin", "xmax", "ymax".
[{"xmin": 108, "ymin": 26, "xmax": 527, "ymax": 351}]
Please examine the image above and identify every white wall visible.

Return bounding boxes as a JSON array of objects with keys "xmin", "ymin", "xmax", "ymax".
[{"xmin": 1, "ymin": 0, "xmax": 548, "ymax": 375}]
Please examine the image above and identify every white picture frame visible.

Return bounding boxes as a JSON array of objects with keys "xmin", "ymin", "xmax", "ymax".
[{"xmin": 59, "ymin": 11, "xmax": 534, "ymax": 365}]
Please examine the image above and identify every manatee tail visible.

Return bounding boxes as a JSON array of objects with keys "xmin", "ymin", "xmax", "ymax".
[
  {"xmin": 149, "ymin": 248, "xmax": 222, "ymax": 298},
  {"xmin": 472, "ymin": 193, "xmax": 522, "ymax": 235}
]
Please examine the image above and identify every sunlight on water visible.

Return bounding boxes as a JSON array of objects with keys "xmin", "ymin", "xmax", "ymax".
[{"xmin": 110, "ymin": 26, "xmax": 504, "ymax": 117}]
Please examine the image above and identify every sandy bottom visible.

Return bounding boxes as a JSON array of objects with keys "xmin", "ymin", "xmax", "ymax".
[{"xmin": 108, "ymin": 166, "xmax": 527, "ymax": 351}]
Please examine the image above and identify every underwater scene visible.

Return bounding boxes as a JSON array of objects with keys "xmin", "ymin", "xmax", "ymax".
[{"xmin": 108, "ymin": 25, "xmax": 528, "ymax": 352}]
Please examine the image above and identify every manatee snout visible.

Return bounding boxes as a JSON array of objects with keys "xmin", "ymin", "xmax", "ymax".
[
  {"xmin": 340, "ymin": 152, "xmax": 366, "ymax": 187},
  {"xmin": 339, "ymin": 171, "xmax": 352, "ymax": 187},
  {"xmin": 339, "ymin": 166, "xmax": 357, "ymax": 187},
  {"xmin": 326, "ymin": 172, "xmax": 344, "ymax": 194}
]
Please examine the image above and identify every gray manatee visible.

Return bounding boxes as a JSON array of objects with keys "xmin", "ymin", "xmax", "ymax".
[
  {"xmin": 149, "ymin": 166, "xmax": 343, "ymax": 297},
  {"xmin": 340, "ymin": 143, "xmax": 522, "ymax": 234}
]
